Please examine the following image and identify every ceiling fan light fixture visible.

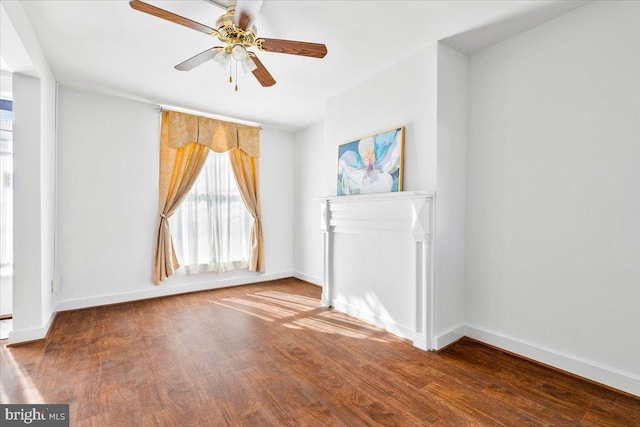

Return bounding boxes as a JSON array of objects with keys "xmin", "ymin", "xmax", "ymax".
[
  {"xmin": 241, "ymin": 57, "xmax": 257, "ymax": 74},
  {"xmin": 213, "ymin": 50, "xmax": 230, "ymax": 68},
  {"xmin": 231, "ymin": 44, "xmax": 249, "ymax": 61}
]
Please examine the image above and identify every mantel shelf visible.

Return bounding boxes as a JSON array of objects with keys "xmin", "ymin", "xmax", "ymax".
[{"xmin": 314, "ymin": 190, "xmax": 436, "ymax": 203}]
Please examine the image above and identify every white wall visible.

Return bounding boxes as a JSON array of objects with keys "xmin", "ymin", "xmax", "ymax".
[
  {"xmin": 465, "ymin": 0, "xmax": 640, "ymax": 395},
  {"xmin": 4, "ymin": 0, "xmax": 57, "ymax": 343},
  {"xmin": 11, "ymin": 73, "xmax": 56, "ymax": 342},
  {"xmin": 292, "ymin": 121, "xmax": 325, "ymax": 285},
  {"xmin": 325, "ymin": 44, "xmax": 438, "ymax": 193},
  {"xmin": 12, "ymin": 74, "xmax": 44, "ymax": 333},
  {"xmin": 56, "ymin": 87, "xmax": 294, "ymax": 310},
  {"xmin": 434, "ymin": 43, "xmax": 468, "ymax": 347},
  {"xmin": 40, "ymin": 68, "xmax": 56, "ymax": 326},
  {"xmin": 258, "ymin": 126, "xmax": 295, "ymax": 277}
]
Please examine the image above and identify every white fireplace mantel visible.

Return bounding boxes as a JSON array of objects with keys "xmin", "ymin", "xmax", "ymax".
[{"xmin": 315, "ymin": 191, "xmax": 436, "ymax": 350}]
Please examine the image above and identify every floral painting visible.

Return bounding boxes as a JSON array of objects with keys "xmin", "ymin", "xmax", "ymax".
[{"xmin": 337, "ymin": 127, "xmax": 404, "ymax": 196}]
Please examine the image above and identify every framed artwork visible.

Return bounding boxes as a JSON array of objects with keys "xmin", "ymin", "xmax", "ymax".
[{"xmin": 337, "ymin": 127, "xmax": 404, "ymax": 196}]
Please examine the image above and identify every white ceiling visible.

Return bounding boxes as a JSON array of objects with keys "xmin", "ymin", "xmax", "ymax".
[{"xmin": 8, "ymin": 0, "xmax": 588, "ymax": 131}]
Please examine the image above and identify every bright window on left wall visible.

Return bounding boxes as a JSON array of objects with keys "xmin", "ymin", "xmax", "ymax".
[
  {"xmin": 170, "ymin": 150, "xmax": 252, "ymax": 274},
  {"xmin": 0, "ymin": 97, "xmax": 13, "ymax": 321}
]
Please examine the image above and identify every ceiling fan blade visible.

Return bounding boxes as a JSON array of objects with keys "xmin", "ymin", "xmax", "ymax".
[
  {"xmin": 175, "ymin": 47, "xmax": 224, "ymax": 71},
  {"xmin": 129, "ymin": 0, "xmax": 216, "ymax": 35},
  {"xmin": 249, "ymin": 54, "xmax": 276, "ymax": 87},
  {"xmin": 257, "ymin": 38, "xmax": 327, "ymax": 58},
  {"xmin": 233, "ymin": 0, "xmax": 263, "ymax": 31}
]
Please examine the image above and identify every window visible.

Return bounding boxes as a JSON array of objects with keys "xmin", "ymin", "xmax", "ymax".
[
  {"xmin": 0, "ymin": 99, "xmax": 13, "ymax": 277},
  {"xmin": 1, "ymin": 97, "xmax": 13, "ymax": 320},
  {"xmin": 170, "ymin": 150, "xmax": 252, "ymax": 274}
]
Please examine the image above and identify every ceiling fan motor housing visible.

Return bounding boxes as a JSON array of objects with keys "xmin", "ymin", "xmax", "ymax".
[{"xmin": 215, "ymin": 9, "xmax": 257, "ymax": 49}]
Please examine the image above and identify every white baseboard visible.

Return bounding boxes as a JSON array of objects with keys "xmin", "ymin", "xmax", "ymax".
[
  {"xmin": 435, "ymin": 322, "xmax": 465, "ymax": 350},
  {"xmin": 332, "ymin": 298, "xmax": 414, "ymax": 340},
  {"xmin": 292, "ymin": 271, "xmax": 322, "ymax": 286},
  {"xmin": 465, "ymin": 323, "xmax": 640, "ymax": 397},
  {"xmin": 56, "ymin": 271, "xmax": 294, "ymax": 312},
  {"xmin": 9, "ymin": 309, "xmax": 57, "ymax": 345}
]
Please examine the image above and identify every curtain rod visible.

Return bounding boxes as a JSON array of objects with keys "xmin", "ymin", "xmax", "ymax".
[{"xmin": 155, "ymin": 104, "xmax": 262, "ymax": 130}]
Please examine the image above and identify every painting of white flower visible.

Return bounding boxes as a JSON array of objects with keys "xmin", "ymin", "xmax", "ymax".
[{"xmin": 337, "ymin": 127, "xmax": 404, "ymax": 196}]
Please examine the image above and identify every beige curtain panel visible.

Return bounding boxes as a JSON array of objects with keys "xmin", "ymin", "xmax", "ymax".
[
  {"xmin": 153, "ymin": 110, "xmax": 262, "ymax": 284},
  {"xmin": 229, "ymin": 148, "xmax": 264, "ymax": 273}
]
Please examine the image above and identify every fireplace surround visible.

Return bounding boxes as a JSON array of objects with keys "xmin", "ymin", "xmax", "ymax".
[{"xmin": 316, "ymin": 191, "xmax": 436, "ymax": 350}]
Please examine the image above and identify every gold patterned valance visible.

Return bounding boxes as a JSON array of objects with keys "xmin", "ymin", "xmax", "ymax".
[{"xmin": 161, "ymin": 110, "xmax": 260, "ymax": 158}]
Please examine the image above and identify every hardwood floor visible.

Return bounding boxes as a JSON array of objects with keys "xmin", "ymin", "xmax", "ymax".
[{"xmin": 1, "ymin": 278, "xmax": 638, "ymax": 426}]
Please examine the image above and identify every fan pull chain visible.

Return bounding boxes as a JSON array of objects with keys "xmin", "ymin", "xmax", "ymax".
[
  {"xmin": 235, "ymin": 60, "xmax": 238, "ymax": 92},
  {"xmin": 229, "ymin": 55, "xmax": 232, "ymax": 83}
]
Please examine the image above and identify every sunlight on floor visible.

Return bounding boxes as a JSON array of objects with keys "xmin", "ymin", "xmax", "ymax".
[
  {"xmin": 222, "ymin": 296, "xmax": 297, "ymax": 318},
  {"xmin": 0, "ymin": 347, "xmax": 45, "ymax": 404},
  {"xmin": 253, "ymin": 291, "xmax": 320, "ymax": 308},
  {"xmin": 319, "ymin": 311, "xmax": 384, "ymax": 332},
  {"xmin": 209, "ymin": 290, "xmax": 387, "ymax": 342},
  {"xmin": 208, "ymin": 300, "xmax": 274, "ymax": 322},
  {"xmin": 290, "ymin": 317, "xmax": 372, "ymax": 340},
  {"xmin": 250, "ymin": 293, "xmax": 318, "ymax": 312}
]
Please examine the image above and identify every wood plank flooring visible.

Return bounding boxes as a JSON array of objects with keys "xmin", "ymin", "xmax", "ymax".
[{"xmin": 1, "ymin": 278, "xmax": 638, "ymax": 426}]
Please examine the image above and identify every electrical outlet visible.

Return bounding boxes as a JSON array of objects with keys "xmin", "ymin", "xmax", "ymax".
[{"xmin": 51, "ymin": 276, "xmax": 61, "ymax": 293}]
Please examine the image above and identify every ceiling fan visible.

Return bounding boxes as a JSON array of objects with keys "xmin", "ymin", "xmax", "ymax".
[{"xmin": 129, "ymin": 0, "xmax": 328, "ymax": 90}]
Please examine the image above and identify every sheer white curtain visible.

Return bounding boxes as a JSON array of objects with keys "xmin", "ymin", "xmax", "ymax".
[{"xmin": 171, "ymin": 150, "xmax": 252, "ymax": 274}]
